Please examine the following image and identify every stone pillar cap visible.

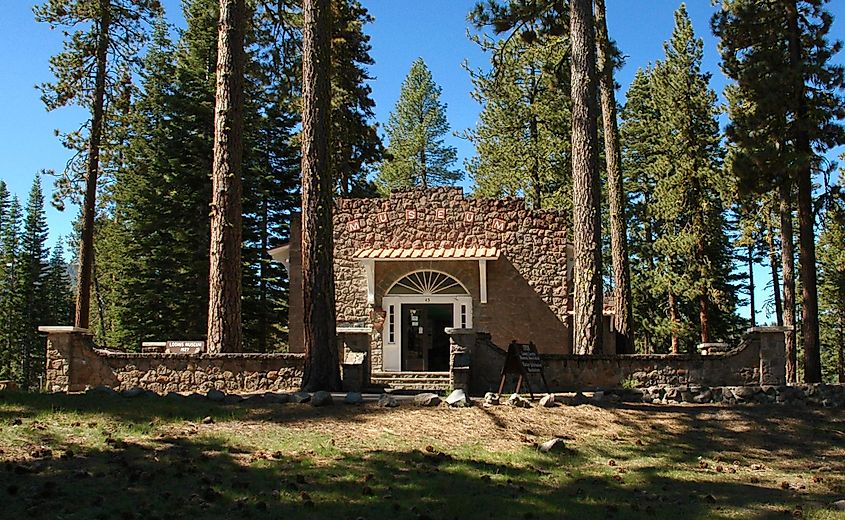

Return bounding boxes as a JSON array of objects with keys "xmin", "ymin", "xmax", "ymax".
[
  {"xmin": 38, "ymin": 326, "xmax": 92, "ymax": 334},
  {"xmin": 746, "ymin": 326, "xmax": 791, "ymax": 333}
]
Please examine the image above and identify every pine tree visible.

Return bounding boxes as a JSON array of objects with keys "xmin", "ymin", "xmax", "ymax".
[
  {"xmin": 818, "ymin": 183, "xmax": 845, "ymax": 382},
  {"xmin": 34, "ymin": 0, "xmax": 162, "ymax": 330},
  {"xmin": 376, "ymin": 58, "xmax": 461, "ymax": 193},
  {"xmin": 45, "ymin": 238, "xmax": 74, "ymax": 326},
  {"xmin": 595, "ymin": 0, "xmax": 632, "ymax": 350},
  {"xmin": 301, "ymin": 0, "xmax": 341, "ymax": 390},
  {"xmin": 651, "ymin": 5, "xmax": 735, "ymax": 347},
  {"xmin": 713, "ymin": 0, "xmax": 845, "ymax": 383},
  {"xmin": 0, "ymin": 197, "xmax": 24, "ymax": 381},
  {"xmin": 331, "ymin": 0, "xmax": 383, "ymax": 196},
  {"xmin": 464, "ymin": 16, "xmax": 571, "ymax": 209},
  {"xmin": 19, "ymin": 177, "xmax": 51, "ymax": 389},
  {"xmin": 570, "ymin": 0, "xmax": 603, "ymax": 355}
]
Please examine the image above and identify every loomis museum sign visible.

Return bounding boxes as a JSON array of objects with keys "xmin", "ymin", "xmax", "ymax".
[{"xmin": 165, "ymin": 341, "xmax": 206, "ymax": 354}]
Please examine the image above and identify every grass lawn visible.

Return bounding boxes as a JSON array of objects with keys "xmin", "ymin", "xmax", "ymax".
[{"xmin": 1, "ymin": 391, "xmax": 844, "ymax": 519}]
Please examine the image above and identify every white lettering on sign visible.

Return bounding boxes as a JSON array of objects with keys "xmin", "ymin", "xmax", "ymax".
[
  {"xmin": 491, "ymin": 218, "xmax": 506, "ymax": 231},
  {"xmin": 464, "ymin": 212, "xmax": 475, "ymax": 223},
  {"xmin": 377, "ymin": 212, "xmax": 389, "ymax": 224},
  {"xmin": 347, "ymin": 219, "xmax": 362, "ymax": 232},
  {"xmin": 406, "ymin": 209, "xmax": 417, "ymax": 221},
  {"xmin": 436, "ymin": 208, "xmax": 446, "ymax": 219}
]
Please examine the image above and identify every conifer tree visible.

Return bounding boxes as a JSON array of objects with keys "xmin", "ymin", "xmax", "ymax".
[
  {"xmin": 464, "ymin": 16, "xmax": 571, "ymax": 208},
  {"xmin": 570, "ymin": 0, "xmax": 603, "ymax": 355},
  {"xmin": 0, "ymin": 197, "xmax": 23, "ymax": 381},
  {"xmin": 34, "ymin": 0, "xmax": 162, "ymax": 330},
  {"xmin": 377, "ymin": 58, "xmax": 460, "ymax": 194},
  {"xmin": 331, "ymin": 0, "xmax": 383, "ymax": 196},
  {"xmin": 713, "ymin": 0, "xmax": 845, "ymax": 383},
  {"xmin": 19, "ymin": 177, "xmax": 50, "ymax": 389},
  {"xmin": 45, "ymin": 238, "xmax": 74, "ymax": 326},
  {"xmin": 818, "ymin": 185, "xmax": 845, "ymax": 382}
]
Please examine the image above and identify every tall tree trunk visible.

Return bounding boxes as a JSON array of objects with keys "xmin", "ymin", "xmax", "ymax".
[
  {"xmin": 207, "ymin": 0, "xmax": 246, "ymax": 353},
  {"xmin": 748, "ymin": 244, "xmax": 756, "ymax": 327},
  {"xmin": 301, "ymin": 0, "xmax": 340, "ymax": 391},
  {"xmin": 570, "ymin": 0, "xmax": 603, "ymax": 355},
  {"xmin": 786, "ymin": 1, "xmax": 821, "ymax": 383},
  {"xmin": 779, "ymin": 184, "xmax": 797, "ymax": 383},
  {"xmin": 669, "ymin": 289, "xmax": 680, "ymax": 354},
  {"xmin": 420, "ymin": 147, "xmax": 427, "ymax": 189},
  {"xmin": 594, "ymin": 0, "xmax": 632, "ymax": 353},
  {"xmin": 766, "ymin": 215, "xmax": 784, "ymax": 326},
  {"xmin": 74, "ymin": 3, "xmax": 110, "ymax": 330},
  {"xmin": 697, "ymin": 236, "xmax": 710, "ymax": 343},
  {"xmin": 258, "ymin": 195, "xmax": 269, "ymax": 353},
  {"xmin": 839, "ymin": 312, "xmax": 844, "ymax": 384}
]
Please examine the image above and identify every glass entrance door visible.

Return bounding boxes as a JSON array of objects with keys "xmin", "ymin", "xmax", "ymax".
[{"xmin": 401, "ymin": 303, "xmax": 453, "ymax": 371}]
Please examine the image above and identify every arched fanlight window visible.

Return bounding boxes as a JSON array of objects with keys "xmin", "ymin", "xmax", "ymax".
[{"xmin": 386, "ymin": 271, "xmax": 469, "ymax": 296}]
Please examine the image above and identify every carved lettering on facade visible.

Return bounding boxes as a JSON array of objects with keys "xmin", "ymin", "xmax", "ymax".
[
  {"xmin": 377, "ymin": 212, "xmax": 389, "ymax": 224},
  {"xmin": 406, "ymin": 209, "xmax": 417, "ymax": 221},
  {"xmin": 347, "ymin": 219, "xmax": 362, "ymax": 232},
  {"xmin": 491, "ymin": 218, "xmax": 506, "ymax": 231},
  {"xmin": 463, "ymin": 212, "xmax": 475, "ymax": 223},
  {"xmin": 436, "ymin": 208, "xmax": 446, "ymax": 220}
]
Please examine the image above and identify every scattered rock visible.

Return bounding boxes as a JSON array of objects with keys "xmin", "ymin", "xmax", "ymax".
[
  {"xmin": 507, "ymin": 393, "xmax": 531, "ymax": 408},
  {"xmin": 592, "ymin": 391, "xmax": 605, "ymax": 402},
  {"xmin": 483, "ymin": 392, "xmax": 500, "ymax": 406},
  {"xmin": 413, "ymin": 393, "xmax": 441, "ymax": 407},
  {"xmin": 264, "ymin": 393, "xmax": 290, "ymax": 404},
  {"xmin": 732, "ymin": 386, "xmax": 756, "ymax": 400},
  {"xmin": 832, "ymin": 500, "xmax": 845, "ymax": 511},
  {"xmin": 291, "ymin": 392, "xmax": 311, "ymax": 404},
  {"xmin": 87, "ymin": 385, "xmax": 118, "ymax": 397},
  {"xmin": 377, "ymin": 394, "xmax": 399, "ymax": 408},
  {"xmin": 445, "ymin": 389, "xmax": 471, "ymax": 407},
  {"xmin": 121, "ymin": 387, "xmax": 145, "ymax": 398},
  {"xmin": 538, "ymin": 438, "xmax": 566, "ymax": 453},
  {"xmin": 571, "ymin": 392, "xmax": 589, "ymax": 406},
  {"xmin": 206, "ymin": 389, "xmax": 225, "ymax": 402},
  {"xmin": 539, "ymin": 394, "xmax": 557, "ymax": 407},
  {"xmin": 311, "ymin": 391, "xmax": 333, "ymax": 407},
  {"xmin": 344, "ymin": 392, "xmax": 364, "ymax": 405},
  {"xmin": 201, "ymin": 416, "xmax": 214, "ymax": 425}
]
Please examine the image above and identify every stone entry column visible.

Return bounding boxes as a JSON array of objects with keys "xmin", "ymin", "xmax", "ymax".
[{"xmin": 447, "ymin": 328, "xmax": 475, "ymax": 392}]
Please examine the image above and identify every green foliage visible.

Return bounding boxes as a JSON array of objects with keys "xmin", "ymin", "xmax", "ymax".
[
  {"xmin": 621, "ymin": 6, "xmax": 741, "ymax": 353},
  {"xmin": 376, "ymin": 58, "xmax": 461, "ymax": 194},
  {"xmin": 818, "ymin": 182, "xmax": 845, "ymax": 381},
  {"xmin": 463, "ymin": 17, "xmax": 571, "ymax": 209}
]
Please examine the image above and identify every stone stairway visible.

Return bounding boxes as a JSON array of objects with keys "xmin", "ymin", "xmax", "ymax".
[{"xmin": 369, "ymin": 371, "xmax": 451, "ymax": 392}]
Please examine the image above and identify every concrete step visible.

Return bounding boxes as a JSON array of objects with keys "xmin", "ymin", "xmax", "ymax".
[{"xmin": 370, "ymin": 371, "xmax": 451, "ymax": 391}]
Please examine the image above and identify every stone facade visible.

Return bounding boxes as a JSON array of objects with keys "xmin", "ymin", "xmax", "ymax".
[
  {"xmin": 42, "ymin": 327, "xmax": 303, "ymax": 394},
  {"xmin": 287, "ymin": 187, "xmax": 611, "ymax": 374}
]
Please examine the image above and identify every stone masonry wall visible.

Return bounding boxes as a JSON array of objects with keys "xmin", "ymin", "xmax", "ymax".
[
  {"xmin": 330, "ymin": 187, "xmax": 572, "ymax": 366},
  {"xmin": 458, "ymin": 328, "xmax": 787, "ymax": 394},
  {"xmin": 43, "ymin": 328, "xmax": 304, "ymax": 394}
]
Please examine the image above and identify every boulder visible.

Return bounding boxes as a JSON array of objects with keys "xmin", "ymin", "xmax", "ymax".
[
  {"xmin": 121, "ymin": 387, "xmax": 145, "ymax": 398},
  {"xmin": 87, "ymin": 385, "xmax": 118, "ymax": 397},
  {"xmin": 264, "ymin": 392, "xmax": 290, "ymax": 404},
  {"xmin": 539, "ymin": 394, "xmax": 557, "ymax": 407},
  {"xmin": 165, "ymin": 391, "xmax": 184, "ymax": 400},
  {"xmin": 377, "ymin": 394, "xmax": 399, "ymax": 408},
  {"xmin": 506, "ymin": 393, "xmax": 531, "ymax": 408},
  {"xmin": 311, "ymin": 391, "xmax": 333, "ymax": 407},
  {"xmin": 592, "ymin": 391, "xmax": 606, "ymax": 402},
  {"xmin": 206, "ymin": 389, "xmax": 226, "ymax": 402},
  {"xmin": 343, "ymin": 392, "xmax": 364, "ymax": 405},
  {"xmin": 291, "ymin": 392, "xmax": 311, "ymax": 404},
  {"xmin": 693, "ymin": 390, "xmax": 713, "ymax": 404},
  {"xmin": 732, "ymin": 386, "xmax": 757, "ymax": 400},
  {"xmin": 538, "ymin": 438, "xmax": 567, "ymax": 453},
  {"xmin": 833, "ymin": 500, "xmax": 845, "ymax": 511},
  {"xmin": 413, "ymin": 393, "xmax": 442, "ymax": 407},
  {"xmin": 445, "ymin": 389, "xmax": 471, "ymax": 407},
  {"xmin": 572, "ymin": 391, "xmax": 589, "ymax": 406}
]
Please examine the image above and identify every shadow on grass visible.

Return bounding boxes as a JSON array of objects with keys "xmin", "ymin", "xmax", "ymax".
[{"xmin": 0, "ymin": 425, "xmax": 819, "ymax": 520}]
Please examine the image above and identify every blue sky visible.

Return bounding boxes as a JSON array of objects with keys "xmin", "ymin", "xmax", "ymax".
[{"xmin": 1, "ymin": 1, "xmax": 844, "ymax": 324}]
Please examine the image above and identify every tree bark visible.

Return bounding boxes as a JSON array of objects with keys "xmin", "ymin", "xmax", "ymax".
[
  {"xmin": 697, "ymin": 237, "xmax": 710, "ymax": 344},
  {"xmin": 301, "ymin": 0, "xmax": 341, "ymax": 391},
  {"xmin": 786, "ymin": 1, "xmax": 821, "ymax": 383},
  {"xmin": 594, "ymin": 0, "xmax": 632, "ymax": 353},
  {"xmin": 839, "ymin": 312, "xmax": 844, "ymax": 384},
  {"xmin": 74, "ymin": 2, "xmax": 110, "ymax": 330},
  {"xmin": 570, "ymin": 0, "xmax": 603, "ymax": 355},
  {"xmin": 779, "ymin": 184, "xmax": 797, "ymax": 383},
  {"xmin": 766, "ymin": 214, "xmax": 784, "ymax": 326},
  {"xmin": 669, "ymin": 289, "xmax": 680, "ymax": 355},
  {"xmin": 748, "ymin": 244, "xmax": 756, "ymax": 328},
  {"xmin": 207, "ymin": 0, "xmax": 246, "ymax": 353}
]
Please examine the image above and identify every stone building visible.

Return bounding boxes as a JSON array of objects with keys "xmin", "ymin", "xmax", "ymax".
[{"xmin": 271, "ymin": 187, "xmax": 619, "ymax": 385}]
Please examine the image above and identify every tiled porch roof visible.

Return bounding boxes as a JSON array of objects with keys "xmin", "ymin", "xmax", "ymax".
[{"xmin": 353, "ymin": 246, "xmax": 500, "ymax": 261}]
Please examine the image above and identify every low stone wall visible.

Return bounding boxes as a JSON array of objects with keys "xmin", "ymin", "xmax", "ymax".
[
  {"xmin": 451, "ymin": 327, "xmax": 788, "ymax": 395},
  {"xmin": 41, "ymin": 327, "xmax": 304, "ymax": 394},
  {"xmin": 620, "ymin": 383, "xmax": 844, "ymax": 407}
]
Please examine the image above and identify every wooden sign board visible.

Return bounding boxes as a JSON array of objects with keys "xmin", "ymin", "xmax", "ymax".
[
  {"xmin": 498, "ymin": 341, "xmax": 549, "ymax": 398},
  {"xmin": 165, "ymin": 340, "xmax": 205, "ymax": 354}
]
